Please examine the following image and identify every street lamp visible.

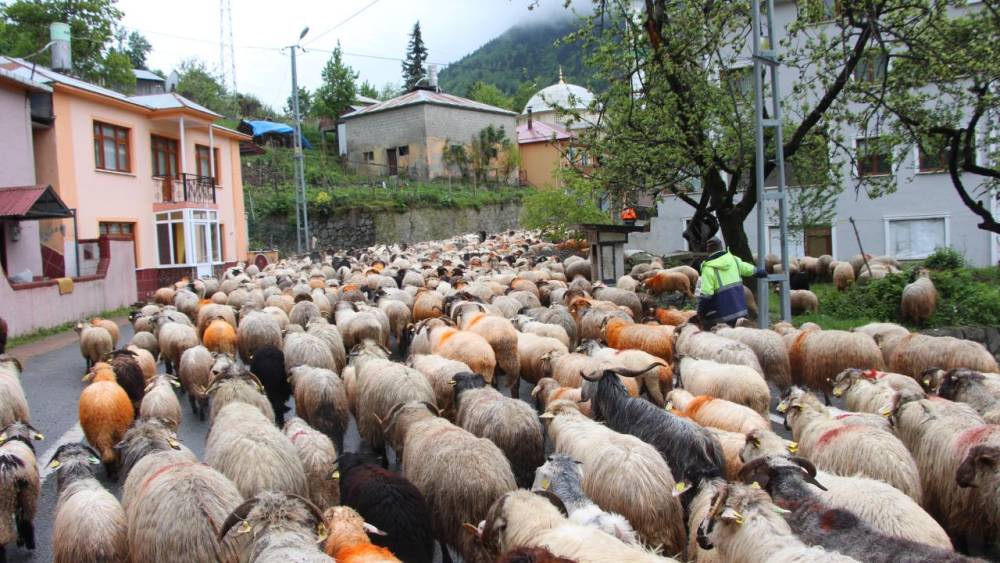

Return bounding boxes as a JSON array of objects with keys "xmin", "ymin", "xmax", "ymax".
[{"xmin": 289, "ymin": 26, "xmax": 310, "ymax": 254}]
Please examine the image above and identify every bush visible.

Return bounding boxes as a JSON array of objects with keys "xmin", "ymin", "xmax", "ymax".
[{"xmin": 924, "ymin": 246, "xmax": 965, "ymax": 270}]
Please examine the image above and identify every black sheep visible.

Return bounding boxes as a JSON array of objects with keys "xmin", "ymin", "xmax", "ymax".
[
  {"xmin": 582, "ymin": 365, "xmax": 726, "ymax": 502},
  {"xmin": 249, "ymin": 346, "xmax": 291, "ymax": 426},
  {"xmin": 337, "ymin": 452, "xmax": 436, "ymax": 563},
  {"xmin": 106, "ymin": 349, "xmax": 145, "ymax": 416},
  {"xmin": 789, "ymin": 271, "xmax": 811, "ymax": 291},
  {"xmin": 738, "ymin": 456, "xmax": 975, "ymax": 563}
]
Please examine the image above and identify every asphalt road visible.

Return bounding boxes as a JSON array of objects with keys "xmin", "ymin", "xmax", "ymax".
[{"xmin": 6, "ymin": 321, "xmax": 793, "ymax": 563}]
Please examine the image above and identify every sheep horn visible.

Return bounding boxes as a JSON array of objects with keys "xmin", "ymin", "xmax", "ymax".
[
  {"xmin": 608, "ymin": 362, "xmax": 665, "ymax": 378},
  {"xmin": 788, "ymin": 456, "xmax": 827, "ymax": 490},
  {"xmin": 737, "ymin": 457, "xmax": 771, "ymax": 484},
  {"xmin": 532, "ymin": 489, "xmax": 569, "ymax": 517},
  {"xmin": 218, "ymin": 498, "xmax": 260, "ymax": 541},
  {"xmin": 287, "ymin": 493, "xmax": 326, "ymax": 527},
  {"xmin": 245, "ymin": 372, "xmax": 266, "ymax": 394}
]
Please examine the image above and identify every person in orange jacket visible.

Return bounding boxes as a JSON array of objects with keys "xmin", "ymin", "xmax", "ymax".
[{"xmin": 621, "ymin": 207, "xmax": 637, "ymax": 225}]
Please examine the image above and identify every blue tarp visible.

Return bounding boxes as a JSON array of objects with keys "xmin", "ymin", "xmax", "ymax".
[{"xmin": 243, "ymin": 120, "xmax": 312, "ymax": 149}]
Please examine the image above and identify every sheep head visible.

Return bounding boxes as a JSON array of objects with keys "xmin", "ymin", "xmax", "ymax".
[
  {"xmin": 0, "ymin": 420, "xmax": 44, "ymax": 449},
  {"xmin": 738, "ymin": 454, "xmax": 826, "ymax": 493},
  {"xmin": 956, "ymin": 445, "xmax": 1000, "ymax": 489},
  {"xmin": 47, "ymin": 442, "xmax": 100, "ymax": 487},
  {"xmin": 936, "ymin": 368, "xmax": 985, "ymax": 400},
  {"xmin": 219, "ymin": 492, "xmax": 326, "ymax": 543}
]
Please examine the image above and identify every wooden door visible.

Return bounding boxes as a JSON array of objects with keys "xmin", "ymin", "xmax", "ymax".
[
  {"xmin": 152, "ymin": 136, "xmax": 179, "ymax": 200},
  {"xmin": 805, "ymin": 226, "xmax": 833, "ymax": 257},
  {"xmin": 386, "ymin": 148, "xmax": 398, "ymax": 176}
]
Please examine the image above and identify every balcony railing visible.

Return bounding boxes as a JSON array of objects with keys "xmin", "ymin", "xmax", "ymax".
[{"xmin": 153, "ymin": 173, "xmax": 216, "ymax": 204}]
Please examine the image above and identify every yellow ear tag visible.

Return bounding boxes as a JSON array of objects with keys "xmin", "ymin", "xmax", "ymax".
[
  {"xmin": 879, "ymin": 406, "xmax": 892, "ymax": 417},
  {"xmin": 787, "ymin": 442, "xmax": 798, "ymax": 454},
  {"xmin": 331, "ymin": 470, "xmax": 340, "ymax": 480},
  {"xmin": 832, "ymin": 389, "xmax": 843, "ymax": 397},
  {"xmin": 749, "ymin": 481, "xmax": 761, "ymax": 489},
  {"xmin": 49, "ymin": 459, "xmax": 61, "ymax": 469},
  {"xmin": 33, "ymin": 432, "xmax": 44, "ymax": 441},
  {"xmin": 167, "ymin": 437, "xmax": 180, "ymax": 450},
  {"xmin": 315, "ymin": 523, "xmax": 328, "ymax": 542},
  {"xmin": 776, "ymin": 402, "xmax": 788, "ymax": 413},
  {"xmin": 672, "ymin": 482, "xmax": 690, "ymax": 496},
  {"xmin": 540, "ymin": 478, "xmax": 550, "ymax": 490},
  {"xmin": 0, "ymin": 432, "xmax": 7, "ymax": 444},
  {"xmin": 237, "ymin": 521, "xmax": 252, "ymax": 534}
]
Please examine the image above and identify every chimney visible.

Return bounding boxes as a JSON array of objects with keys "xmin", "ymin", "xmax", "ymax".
[
  {"xmin": 428, "ymin": 64, "xmax": 439, "ymax": 91},
  {"xmin": 527, "ymin": 107, "xmax": 533, "ymax": 130},
  {"xmin": 49, "ymin": 22, "xmax": 72, "ymax": 73}
]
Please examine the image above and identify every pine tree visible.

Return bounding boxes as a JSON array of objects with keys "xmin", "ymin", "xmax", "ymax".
[
  {"xmin": 313, "ymin": 42, "xmax": 358, "ymax": 119},
  {"xmin": 401, "ymin": 21, "xmax": 428, "ymax": 91}
]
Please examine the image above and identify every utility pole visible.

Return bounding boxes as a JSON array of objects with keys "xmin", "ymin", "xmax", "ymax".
[{"xmin": 288, "ymin": 27, "xmax": 310, "ymax": 254}]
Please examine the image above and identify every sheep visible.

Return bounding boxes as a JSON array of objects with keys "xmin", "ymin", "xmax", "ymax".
[
  {"xmin": 413, "ymin": 289, "xmax": 445, "ymax": 322},
  {"xmin": 580, "ymin": 341, "xmax": 669, "ymax": 400},
  {"xmin": 642, "ymin": 270, "xmax": 694, "ymax": 299},
  {"xmin": 127, "ymin": 344, "xmax": 157, "ymax": 383},
  {"xmin": 901, "ymin": 269, "xmax": 938, "ymax": 325},
  {"xmin": 520, "ymin": 306, "xmax": 578, "ymax": 348},
  {"xmin": 780, "ymin": 387, "xmax": 922, "ymax": 502},
  {"xmin": 307, "ymin": 319, "xmax": 348, "ymax": 374},
  {"xmin": 290, "ymin": 299, "xmax": 324, "ymax": 329},
  {"xmin": 382, "ymin": 401, "xmax": 516, "ymax": 563},
  {"xmin": 206, "ymin": 401, "xmax": 308, "ymax": 499},
  {"xmin": 833, "ymin": 261, "xmax": 855, "ymax": 291},
  {"xmin": 739, "ymin": 456, "xmax": 971, "ymax": 562},
  {"xmin": 284, "ymin": 331, "xmax": 337, "ymax": 372},
  {"xmin": 0, "ymin": 421, "xmax": 41, "ymax": 558},
  {"xmin": 789, "ymin": 289, "xmax": 819, "ymax": 315},
  {"xmin": 887, "ymin": 333, "xmax": 999, "ymax": 379},
  {"xmin": 852, "ymin": 322, "xmax": 910, "ymax": 363},
  {"xmin": 666, "ymin": 388, "xmax": 769, "ymax": 434},
  {"xmin": 935, "ymin": 368, "xmax": 1000, "ymax": 422},
  {"xmin": 674, "ymin": 324, "xmax": 764, "ymax": 375},
  {"xmin": 218, "ymin": 491, "xmax": 333, "ymax": 562},
  {"xmin": 474, "ymin": 489, "xmax": 673, "ymax": 563},
  {"xmin": 335, "ymin": 452, "xmax": 435, "ymax": 563},
  {"xmin": 79, "ymin": 362, "xmax": 134, "ymax": 475},
  {"xmin": 352, "ymin": 341, "xmax": 437, "ymax": 461},
  {"xmin": 515, "ymin": 316, "xmax": 571, "ymax": 347},
  {"xmin": 458, "ymin": 310, "xmax": 520, "ymax": 386},
  {"xmin": 250, "ymin": 345, "xmax": 292, "ymax": 426},
  {"xmin": 515, "ymin": 332, "xmax": 568, "ymax": 397},
  {"xmin": 90, "ymin": 317, "xmax": 120, "ymax": 347},
  {"xmin": 676, "ymin": 357, "xmax": 771, "ymax": 415},
  {"xmin": 430, "ymin": 325, "xmax": 498, "ymax": 386},
  {"xmin": 105, "ymin": 348, "xmax": 146, "ymax": 415},
  {"xmin": 323, "ymin": 505, "xmax": 401, "ymax": 562},
  {"xmin": 739, "ymin": 429, "xmax": 953, "ymax": 550},
  {"xmin": 48, "ymin": 442, "xmax": 127, "ymax": 563},
  {"xmin": 615, "ymin": 275, "xmax": 639, "ymax": 292},
  {"xmin": 140, "ymin": 374, "xmax": 182, "ymax": 430},
  {"xmin": 531, "ymin": 377, "xmax": 591, "ymax": 417},
  {"xmin": 152, "ymin": 286, "xmax": 175, "ymax": 305},
  {"xmin": 336, "ymin": 302, "xmax": 389, "ymax": 350},
  {"xmin": 178, "ymin": 344, "xmax": 214, "ymax": 420},
  {"xmin": 379, "ymin": 297, "xmax": 412, "ymax": 347},
  {"xmin": 288, "ymin": 366, "xmax": 350, "ymax": 453},
  {"xmin": 452, "ymin": 372, "xmax": 544, "ymax": 488},
  {"xmin": 0, "ymin": 355, "xmax": 29, "ymax": 428},
  {"xmin": 695, "ymin": 481, "xmax": 857, "ymax": 563},
  {"xmin": 237, "ymin": 310, "xmax": 283, "ymax": 363},
  {"xmin": 593, "ymin": 286, "xmax": 643, "ymax": 320},
  {"xmin": 76, "ymin": 323, "xmax": 113, "ymax": 370},
  {"xmin": 129, "ymin": 330, "xmax": 160, "ymax": 362},
  {"xmin": 787, "ymin": 329, "xmax": 885, "ymax": 395},
  {"xmin": 830, "ymin": 368, "xmax": 925, "ymax": 414},
  {"xmin": 531, "ymin": 454, "xmax": 639, "ymax": 544},
  {"xmin": 575, "ymin": 303, "xmax": 632, "ymax": 343},
  {"xmin": 654, "ymin": 307, "xmax": 698, "ymax": 326},
  {"xmin": 207, "ymin": 355, "xmax": 276, "ymax": 422},
  {"xmin": 283, "ymin": 417, "xmax": 339, "ymax": 510},
  {"xmin": 407, "ymin": 354, "xmax": 473, "ymax": 416},
  {"xmin": 155, "ymin": 317, "xmax": 199, "ymax": 375},
  {"xmin": 714, "ymin": 325, "xmax": 792, "ymax": 390},
  {"xmin": 602, "ymin": 316, "xmax": 674, "ymax": 362},
  {"xmin": 565, "ymin": 258, "xmax": 591, "ymax": 281}
]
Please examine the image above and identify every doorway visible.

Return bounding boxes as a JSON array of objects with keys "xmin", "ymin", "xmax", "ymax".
[
  {"xmin": 805, "ymin": 226, "xmax": 833, "ymax": 257},
  {"xmin": 386, "ymin": 148, "xmax": 398, "ymax": 176}
]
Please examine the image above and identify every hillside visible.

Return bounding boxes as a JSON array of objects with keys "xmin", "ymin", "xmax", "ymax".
[{"xmin": 438, "ymin": 17, "xmax": 592, "ymax": 100}]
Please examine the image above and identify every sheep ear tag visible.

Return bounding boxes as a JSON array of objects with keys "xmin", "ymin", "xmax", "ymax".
[
  {"xmin": 786, "ymin": 442, "xmax": 798, "ymax": 454},
  {"xmin": 539, "ymin": 478, "xmax": 550, "ymax": 490},
  {"xmin": 170, "ymin": 379, "xmax": 181, "ymax": 388},
  {"xmin": 88, "ymin": 456, "xmax": 101, "ymax": 465},
  {"xmin": 776, "ymin": 401, "xmax": 789, "ymax": 413},
  {"xmin": 167, "ymin": 437, "xmax": 181, "ymax": 450},
  {"xmin": 672, "ymin": 481, "xmax": 691, "ymax": 497},
  {"xmin": 331, "ymin": 470, "xmax": 340, "ymax": 480},
  {"xmin": 879, "ymin": 406, "xmax": 892, "ymax": 417},
  {"xmin": 0, "ymin": 432, "xmax": 6, "ymax": 444},
  {"xmin": 315, "ymin": 523, "xmax": 328, "ymax": 542},
  {"xmin": 237, "ymin": 521, "xmax": 252, "ymax": 535},
  {"xmin": 48, "ymin": 459, "xmax": 61, "ymax": 469},
  {"xmin": 32, "ymin": 432, "xmax": 44, "ymax": 441}
]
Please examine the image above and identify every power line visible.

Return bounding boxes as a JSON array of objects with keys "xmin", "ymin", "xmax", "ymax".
[{"xmin": 303, "ymin": 0, "xmax": 382, "ymax": 47}]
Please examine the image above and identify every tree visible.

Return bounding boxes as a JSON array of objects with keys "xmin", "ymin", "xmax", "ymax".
[
  {"xmin": 521, "ymin": 174, "xmax": 608, "ymax": 240},
  {"xmin": 469, "ymin": 81, "xmax": 513, "ymax": 110},
  {"xmin": 0, "ymin": 0, "xmax": 127, "ymax": 85},
  {"xmin": 313, "ymin": 42, "xmax": 357, "ymax": 120},
  {"xmin": 123, "ymin": 30, "xmax": 151, "ymax": 69},
  {"xmin": 236, "ymin": 92, "xmax": 277, "ymax": 120},
  {"xmin": 285, "ymin": 87, "xmax": 313, "ymax": 118},
  {"xmin": 175, "ymin": 58, "xmax": 234, "ymax": 116},
  {"xmin": 401, "ymin": 21, "xmax": 428, "ymax": 90},
  {"xmin": 357, "ymin": 80, "xmax": 378, "ymax": 100},
  {"xmin": 562, "ymin": 1, "xmax": 879, "ymax": 260},
  {"xmin": 511, "ymin": 80, "xmax": 540, "ymax": 115},
  {"xmin": 377, "ymin": 82, "xmax": 400, "ymax": 101},
  {"xmin": 469, "ymin": 125, "xmax": 510, "ymax": 184}
]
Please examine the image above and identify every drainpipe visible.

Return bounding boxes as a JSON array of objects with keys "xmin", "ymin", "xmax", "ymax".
[
  {"xmin": 72, "ymin": 209, "xmax": 80, "ymax": 278},
  {"xmin": 527, "ymin": 107, "xmax": 533, "ymax": 130}
]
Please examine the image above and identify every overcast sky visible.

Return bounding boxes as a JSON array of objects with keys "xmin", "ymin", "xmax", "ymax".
[{"xmin": 116, "ymin": 0, "xmax": 584, "ymax": 109}]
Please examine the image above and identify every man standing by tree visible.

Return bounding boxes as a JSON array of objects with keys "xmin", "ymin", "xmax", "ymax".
[
  {"xmin": 697, "ymin": 238, "xmax": 766, "ymax": 327},
  {"xmin": 401, "ymin": 21, "xmax": 428, "ymax": 91}
]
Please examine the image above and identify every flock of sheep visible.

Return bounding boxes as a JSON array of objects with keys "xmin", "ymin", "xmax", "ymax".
[{"xmin": 0, "ymin": 229, "xmax": 997, "ymax": 563}]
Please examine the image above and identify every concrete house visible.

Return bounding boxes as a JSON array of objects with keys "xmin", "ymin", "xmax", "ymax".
[
  {"xmin": 629, "ymin": 1, "xmax": 1000, "ymax": 266},
  {"xmin": 341, "ymin": 87, "xmax": 517, "ymax": 180}
]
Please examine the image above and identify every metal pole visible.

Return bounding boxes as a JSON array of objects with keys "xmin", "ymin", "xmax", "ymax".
[
  {"xmin": 752, "ymin": 0, "xmax": 769, "ymax": 327},
  {"xmin": 72, "ymin": 210, "xmax": 80, "ymax": 278},
  {"xmin": 290, "ymin": 44, "xmax": 306, "ymax": 254},
  {"xmin": 849, "ymin": 217, "xmax": 872, "ymax": 277}
]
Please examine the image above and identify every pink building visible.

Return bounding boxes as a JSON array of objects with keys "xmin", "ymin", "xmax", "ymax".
[{"xmin": 0, "ymin": 57, "xmax": 251, "ymax": 299}]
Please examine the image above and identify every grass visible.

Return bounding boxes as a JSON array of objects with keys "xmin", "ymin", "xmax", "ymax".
[{"xmin": 7, "ymin": 306, "xmax": 132, "ymax": 350}]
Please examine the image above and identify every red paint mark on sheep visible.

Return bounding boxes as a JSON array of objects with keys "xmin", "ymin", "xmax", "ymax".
[
  {"xmin": 815, "ymin": 425, "xmax": 863, "ymax": 448},
  {"xmin": 955, "ymin": 425, "xmax": 998, "ymax": 454}
]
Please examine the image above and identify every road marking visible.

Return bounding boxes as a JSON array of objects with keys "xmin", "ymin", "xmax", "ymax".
[
  {"xmin": 37, "ymin": 422, "xmax": 85, "ymax": 483},
  {"xmin": 769, "ymin": 413, "xmax": 784, "ymax": 425}
]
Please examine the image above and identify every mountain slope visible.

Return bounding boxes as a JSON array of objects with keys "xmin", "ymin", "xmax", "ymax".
[{"xmin": 438, "ymin": 17, "xmax": 591, "ymax": 100}]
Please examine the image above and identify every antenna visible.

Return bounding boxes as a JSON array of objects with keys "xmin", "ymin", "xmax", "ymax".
[{"xmin": 219, "ymin": 0, "xmax": 237, "ymax": 92}]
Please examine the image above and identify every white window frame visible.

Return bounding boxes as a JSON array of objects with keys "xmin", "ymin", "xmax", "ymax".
[
  {"xmin": 681, "ymin": 218, "xmax": 691, "ymax": 251},
  {"xmin": 882, "ymin": 213, "xmax": 950, "ymax": 260},
  {"xmin": 155, "ymin": 209, "xmax": 224, "ymax": 267}
]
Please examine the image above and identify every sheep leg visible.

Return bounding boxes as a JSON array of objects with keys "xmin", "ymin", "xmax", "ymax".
[
  {"xmin": 15, "ymin": 514, "xmax": 34, "ymax": 550},
  {"xmin": 822, "ymin": 390, "xmax": 831, "ymax": 406},
  {"xmin": 164, "ymin": 359, "xmax": 173, "ymax": 375},
  {"xmin": 0, "ymin": 544, "xmax": 5, "ymax": 563},
  {"xmin": 198, "ymin": 397, "xmax": 209, "ymax": 422},
  {"xmin": 440, "ymin": 541, "xmax": 454, "ymax": 563},
  {"xmin": 508, "ymin": 375, "xmax": 520, "ymax": 399},
  {"xmin": 188, "ymin": 393, "xmax": 198, "ymax": 416}
]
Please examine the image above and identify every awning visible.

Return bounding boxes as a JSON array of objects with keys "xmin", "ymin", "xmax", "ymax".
[{"xmin": 0, "ymin": 185, "xmax": 74, "ymax": 220}]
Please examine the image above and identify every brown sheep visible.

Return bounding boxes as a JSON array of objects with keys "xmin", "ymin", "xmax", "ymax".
[
  {"xmin": 602, "ymin": 317, "xmax": 674, "ymax": 362},
  {"xmin": 789, "ymin": 289, "xmax": 819, "ymax": 315},
  {"xmin": 79, "ymin": 362, "xmax": 134, "ymax": 474},
  {"xmin": 900, "ymin": 269, "xmax": 938, "ymax": 325},
  {"xmin": 787, "ymin": 329, "xmax": 884, "ymax": 394},
  {"xmin": 887, "ymin": 333, "xmax": 999, "ymax": 379}
]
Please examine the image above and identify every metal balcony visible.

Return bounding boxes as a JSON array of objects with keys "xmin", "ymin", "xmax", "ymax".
[{"xmin": 154, "ymin": 173, "xmax": 216, "ymax": 204}]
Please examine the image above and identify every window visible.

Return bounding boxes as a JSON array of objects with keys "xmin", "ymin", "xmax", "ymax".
[
  {"xmin": 363, "ymin": 151, "xmax": 374, "ymax": 162},
  {"xmin": 768, "ymin": 226, "xmax": 806, "ymax": 258},
  {"xmin": 887, "ymin": 217, "xmax": 947, "ymax": 259},
  {"xmin": 156, "ymin": 211, "xmax": 185, "ymax": 265},
  {"xmin": 151, "ymin": 135, "xmax": 178, "ymax": 178},
  {"xmin": 856, "ymin": 137, "xmax": 892, "ymax": 177},
  {"xmin": 195, "ymin": 145, "xmax": 221, "ymax": 184},
  {"xmin": 854, "ymin": 52, "xmax": 888, "ymax": 83},
  {"xmin": 397, "ymin": 145, "xmax": 409, "ymax": 157},
  {"xmin": 93, "ymin": 121, "xmax": 130, "ymax": 172},
  {"xmin": 156, "ymin": 210, "xmax": 222, "ymax": 266},
  {"xmin": 721, "ymin": 66, "xmax": 754, "ymax": 99},
  {"xmin": 918, "ymin": 139, "xmax": 950, "ymax": 173},
  {"xmin": 98, "ymin": 222, "xmax": 134, "ymax": 236}
]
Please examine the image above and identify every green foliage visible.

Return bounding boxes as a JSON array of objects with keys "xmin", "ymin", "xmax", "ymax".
[
  {"xmin": 468, "ymin": 81, "xmax": 513, "ymax": 110},
  {"xmin": 100, "ymin": 48, "xmax": 136, "ymax": 93},
  {"xmin": 377, "ymin": 82, "xmax": 401, "ymax": 101},
  {"xmin": 924, "ymin": 247, "xmax": 966, "ymax": 270},
  {"xmin": 233, "ymin": 92, "xmax": 277, "ymax": 120},
  {"xmin": 0, "ymin": 0, "xmax": 124, "ymax": 85},
  {"xmin": 121, "ymin": 29, "xmax": 151, "ymax": 69},
  {"xmin": 357, "ymin": 80, "xmax": 378, "ymax": 99},
  {"xmin": 437, "ymin": 18, "xmax": 592, "ymax": 97},
  {"xmin": 175, "ymin": 58, "xmax": 234, "ymax": 115},
  {"xmin": 521, "ymin": 175, "xmax": 608, "ymax": 240},
  {"xmin": 313, "ymin": 42, "xmax": 358, "ymax": 120},
  {"xmin": 401, "ymin": 21, "xmax": 428, "ymax": 90},
  {"xmin": 285, "ymin": 87, "xmax": 313, "ymax": 118}
]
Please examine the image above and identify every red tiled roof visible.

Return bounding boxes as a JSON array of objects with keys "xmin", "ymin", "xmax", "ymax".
[
  {"xmin": 341, "ymin": 89, "xmax": 517, "ymax": 119},
  {"xmin": 516, "ymin": 121, "xmax": 572, "ymax": 145},
  {"xmin": 0, "ymin": 185, "xmax": 72, "ymax": 219}
]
